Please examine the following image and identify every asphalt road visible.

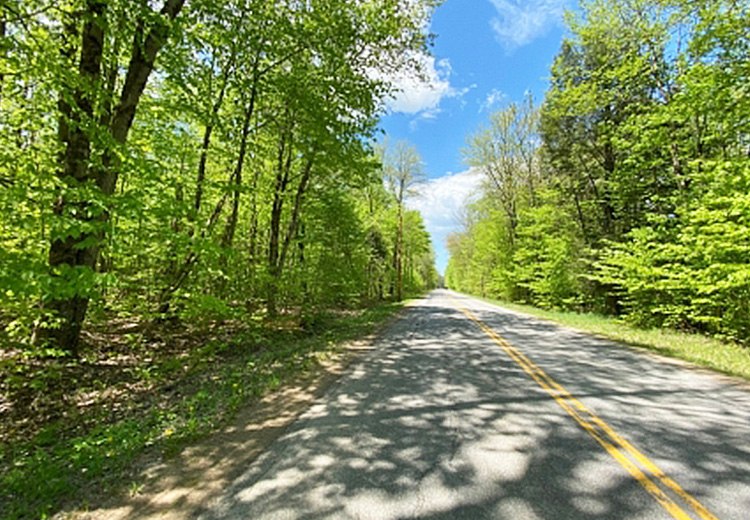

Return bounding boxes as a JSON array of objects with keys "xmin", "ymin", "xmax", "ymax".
[{"xmin": 198, "ymin": 290, "xmax": 750, "ymax": 520}]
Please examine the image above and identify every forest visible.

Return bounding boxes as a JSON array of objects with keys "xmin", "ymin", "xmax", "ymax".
[
  {"xmin": 0, "ymin": 0, "xmax": 438, "ymax": 357},
  {"xmin": 446, "ymin": 0, "xmax": 750, "ymax": 344},
  {"xmin": 1, "ymin": 2, "xmax": 439, "ymax": 516}
]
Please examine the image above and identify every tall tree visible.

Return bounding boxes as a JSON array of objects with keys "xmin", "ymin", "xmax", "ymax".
[
  {"xmin": 40, "ymin": 0, "xmax": 187, "ymax": 355},
  {"xmin": 464, "ymin": 94, "xmax": 539, "ymax": 245},
  {"xmin": 383, "ymin": 140, "xmax": 426, "ymax": 301},
  {"xmin": 448, "ymin": 0, "xmax": 750, "ymax": 340},
  {"xmin": 0, "ymin": 0, "xmax": 440, "ymax": 356}
]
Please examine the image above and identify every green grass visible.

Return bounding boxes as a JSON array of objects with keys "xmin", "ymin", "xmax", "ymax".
[
  {"xmin": 478, "ymin": 296, "xmax": 750, "ymax": 380},
  {"xmin": 0, "ymin": 301, "xmax": 403, "ymax": 520}
]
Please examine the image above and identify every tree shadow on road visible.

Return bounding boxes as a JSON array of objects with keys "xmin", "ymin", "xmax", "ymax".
[{"xmin": 194, "ymin": 292, "xmax": 750, "ymax": 519}]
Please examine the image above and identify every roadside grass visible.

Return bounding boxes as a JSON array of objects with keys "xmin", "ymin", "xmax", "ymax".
[
  {"xmin": 0, "ymin": 301, "xmax": 403, "ymax": 520},
  {"xmin": 477, "ymin": 297, "xmax": 750, "ymax": 381}
]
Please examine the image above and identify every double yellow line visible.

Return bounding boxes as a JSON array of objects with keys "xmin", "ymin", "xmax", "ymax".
[{"xmin": 450, "ymin": 298, "xmax": 717, "ymax": 520}]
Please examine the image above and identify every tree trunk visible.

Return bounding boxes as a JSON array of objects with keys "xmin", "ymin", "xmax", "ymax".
[
  {"xmin": 155, "ymin": 168, "xmax": 237, "ymax": 315},
  {"xmin": 279, "ymin": 157, "xmax": 313, "ymax": 270},
  {"xmin": 43, "ymin": 0, "xmax": 186, "ymax": 354},
  {"xmin": 0, "ymin": 19, "xmax": 6, "ymax": 98},
  {"xmin": 193, "ymin": 66, "xmax": 231, "ymax": 222},
  {"xmin": 45, "ymin": 1, "xmax": 106, "ymax": 356},
  {"xmin": 266, "ymin": 124, "xmax": 294, "ymax": 317},
  {"xmin": 298, "ymin": 222, "xmax": 306, "ymax": 294},
  {"xmin": 217, "ymin": 105, "xmax": 252, "ymax": 296},
  {"xmin": 248, "ymin": 174, "xmax": 261, "ymax": 263},
  {"xmin": 396, "ymin": 203, "xmax": 403, "ymax": 301},
  {"xmin": 221, "ymin": 79, "xmax": 257, "ymax": 250}
]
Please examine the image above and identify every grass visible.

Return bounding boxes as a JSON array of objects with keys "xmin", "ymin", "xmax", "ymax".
[
  {"xmin": 476, "ymin": 296, "xmax": 750, "ymax": 381},
  {"xmin": 0, "ymin": 301, "xmax": 403, "ymax": 520}
]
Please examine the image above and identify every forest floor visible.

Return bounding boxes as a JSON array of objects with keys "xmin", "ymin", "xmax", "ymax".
[
  {"xmin": 0, "ymin": 301, "xmax": 405, "ymax": 520},
  {"xmin": 476, "ymin": 297, "xmax": 750, "ymax": 381}
]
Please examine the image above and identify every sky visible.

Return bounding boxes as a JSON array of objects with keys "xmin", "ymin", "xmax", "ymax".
[{"xmin": 380, "ymin": 0, "xmax": 575, "ymax": 275}]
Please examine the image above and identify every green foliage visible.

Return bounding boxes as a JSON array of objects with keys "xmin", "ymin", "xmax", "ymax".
[
  {"xmin": 1, "ymin": 3, "xmax": 439, "ymax": 514},
  {"xmin": 447, "ymin": 0, "xmax": 750, "ymax": 342},
  {"xmin": 0, "ymin": 0, "xmax": 439, "ymax": 352},
  {"xmin": 597, "ymin": 160, "xmax": 750, "ymax": 340},
  {"xmin": 0, "ymin": 301, "xmax": 404, "ymax": 520},
  {"xmin": 513, "ymin": 200, "xmax": 585, "ymax": 309}
]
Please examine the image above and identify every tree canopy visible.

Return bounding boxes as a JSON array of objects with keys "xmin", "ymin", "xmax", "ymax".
[
  {"xmin": 446, "ymin": 0, "xmax": 750, "ymax": 343},
  {"xmin": 0, "ymin": 0, "xmax": 439, "ymax": 356}
]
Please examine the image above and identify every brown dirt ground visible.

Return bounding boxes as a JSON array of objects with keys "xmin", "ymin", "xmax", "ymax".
[{"xmin": 51, "ymin": 309, "xmax": 403, "ymax": 520}]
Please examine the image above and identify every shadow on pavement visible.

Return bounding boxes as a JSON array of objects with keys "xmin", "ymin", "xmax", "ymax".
[{"xmin": 193, "ymin": 291, "xmax": 750, "ymax": 519}]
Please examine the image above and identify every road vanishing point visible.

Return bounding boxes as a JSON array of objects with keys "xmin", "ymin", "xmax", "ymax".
[{"xmin": 198, "ymin": 290, "xmax": 750, "ymax": 519}]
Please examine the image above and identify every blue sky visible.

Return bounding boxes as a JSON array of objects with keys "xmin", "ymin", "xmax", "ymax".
[{"xmin": 380, "ymin": 0, "xmax": 575, "ymax": 275}]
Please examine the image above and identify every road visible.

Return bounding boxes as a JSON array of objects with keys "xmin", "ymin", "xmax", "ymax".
[{"xmin": 197, "ymin": 290, "xmax": 750, "ymax": 519}]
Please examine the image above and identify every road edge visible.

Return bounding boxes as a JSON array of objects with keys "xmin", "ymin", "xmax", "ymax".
[{"xmin": 54, "ymin": 302, "xmax": 415, "ymax": 520}]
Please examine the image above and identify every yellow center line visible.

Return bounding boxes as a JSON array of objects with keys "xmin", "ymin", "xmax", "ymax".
[{"xmin": 449, "ymin": 297, "xmax": 718, "ymax": 520}]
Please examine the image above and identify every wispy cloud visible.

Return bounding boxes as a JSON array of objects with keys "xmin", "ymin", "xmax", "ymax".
[
  {"xmin": 407, "ymin": 169, "xmax": 483, "ymax": 273},
  {"xmin": 408, "ymin": 108, "xmax": 441, "ymax": 132},
  {"xmin": 488, "ymin": 0, "xmax": 569, "ymax": 51},
  {"xmin": 479, "ymin": 88, "xmax": 507, "ymax": 113}
]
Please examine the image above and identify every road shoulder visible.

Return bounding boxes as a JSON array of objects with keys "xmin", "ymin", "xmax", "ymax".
[{"xmin": 54, "ymin": 305, "xmax": 411, "ymax": 520}]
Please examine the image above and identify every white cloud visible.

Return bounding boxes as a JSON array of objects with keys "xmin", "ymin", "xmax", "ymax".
[
  {"xmin": 408, "ymin": 109, "xmax": 441, "ymax": 132},
  {"xmin": 407, "ymin": 169, "xmax": 483, "ymax": 273},
  {"xmin": 479, "ymin": 88, "xmax": 507, "ymax": 113},
  {"xmin": 488, "ymin": 0, "xmax": 568, "ymax": 50},
  {"xmin": 386, "ymin": 55, "xmax": 464, "ymax": 116}
]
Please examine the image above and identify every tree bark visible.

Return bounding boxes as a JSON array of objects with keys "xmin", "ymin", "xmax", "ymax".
[
  {"xmin": 193, "ymin": 61, "xmax": 233, "ymax": 222},
  {"xmin": 267, "ymin": 125, "xmax": 294, "ymax": 317},
  {"xmin": 396, "ymin": 202, "xmax": 403, "ymax": 301},
  {"xmin": 279, "ymin": 157, "xmax": 314, "ymax": 270},
  {"xmin": 221, "ymin": 78, "xmax": 257, "ymax": 249},
  {"xmin": 155, "ymin": 167, "xmax": 238, "ymax": 315},
  {"xmin": 0, "ymin": 19, "xmax": 6, "ymax": 98},
  {"xmin": 45, "ymin": 1, "xmax": 106, "ymax": 355},
  {"xmin": 44, "ymin": 0, "xmax": 186, "ymax": 354}
]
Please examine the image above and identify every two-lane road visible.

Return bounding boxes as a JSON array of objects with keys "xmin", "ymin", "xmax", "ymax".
[{"xmin": 198, "ymin": 290, "xmax": 750, "ymax": 519}]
